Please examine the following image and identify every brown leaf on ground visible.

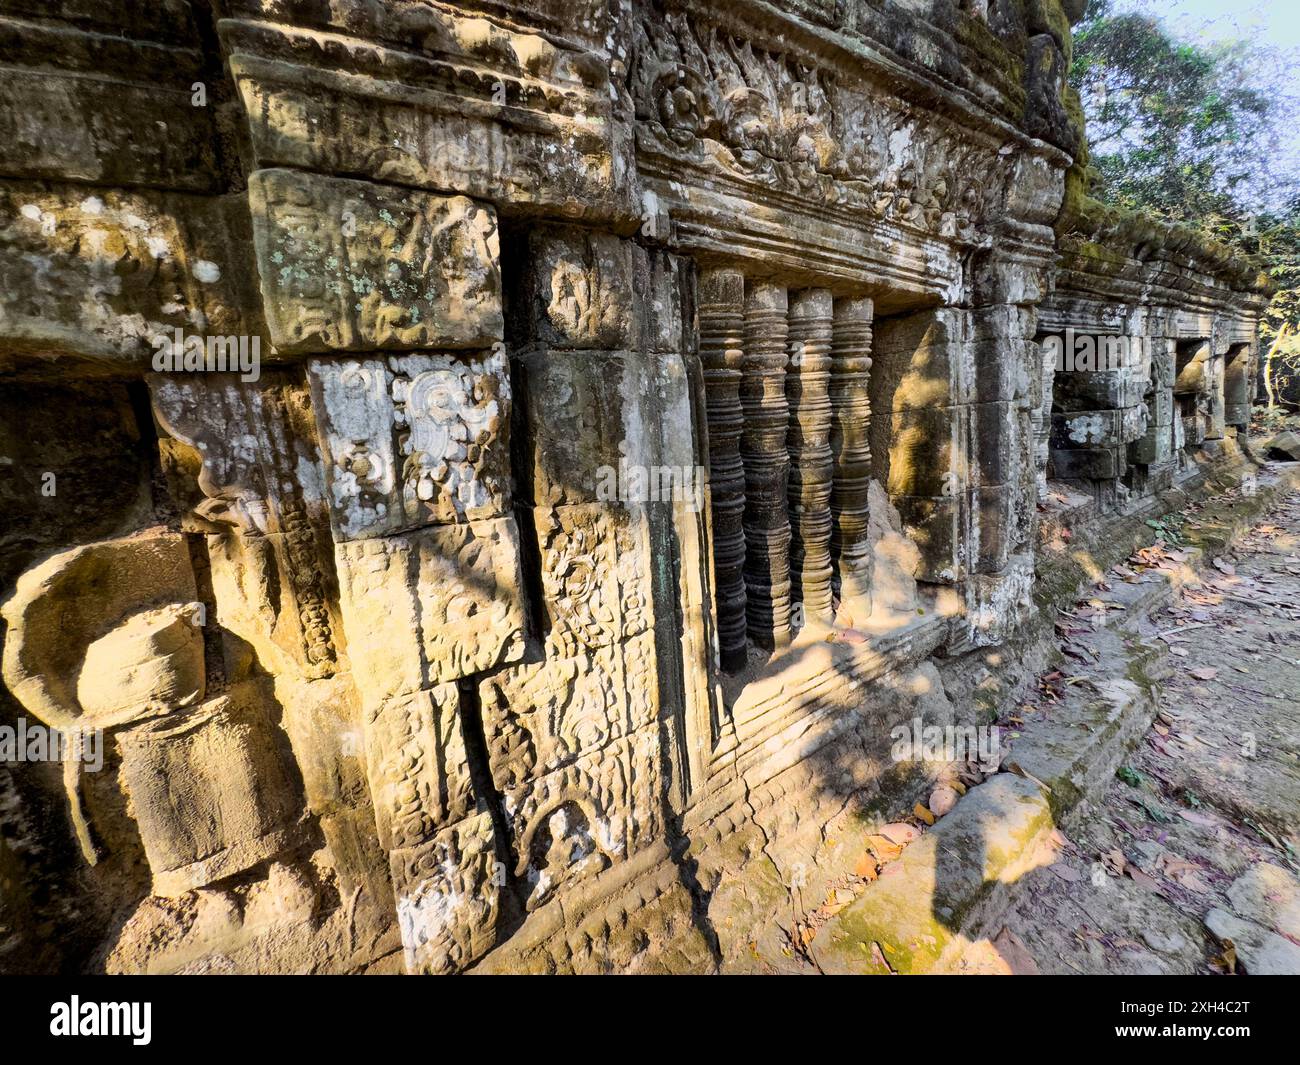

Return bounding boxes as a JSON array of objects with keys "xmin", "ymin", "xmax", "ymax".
[
  {"xmin": 866, "ymin": 835, "xmax": 904, "ymax": 862},
  {"xmin": 1102, "ymin": 848, "xmax": 1127, "ymax": 876},
  {"xmin": 914, "ymin": 803, "xmax": 936, "ymax": 826},
  {"xmin": 853, "ymin": 853, "xmax": 879, "ymax": 879},
  {"xmin": 991, "ymin": 927, "xmax": 1040, "ymax": 975},
  {"xmin": 880, "ymin": 822, "xmax": 919, "ymax": 845}
]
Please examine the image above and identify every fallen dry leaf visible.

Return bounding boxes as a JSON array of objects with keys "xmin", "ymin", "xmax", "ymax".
[
  {"xmin": 880, "ymin": 823, "xmax": 919, "ymax": 846},
  {"xmin": 991, "ymin": 926, "xmax": 1040, "ymax": 975}
]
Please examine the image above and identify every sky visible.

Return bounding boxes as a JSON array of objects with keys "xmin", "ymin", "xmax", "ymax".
[{"xmin": 1110, "ymin": 0, "xmax": 1300, "ymax": 52}]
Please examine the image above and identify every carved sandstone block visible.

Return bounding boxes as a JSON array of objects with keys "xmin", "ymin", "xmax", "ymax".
[
  {"xmin": 532, "ymin": 503, "xmax": 653, "ymax": 658},
  {"xmin": 479, "ymin": 630, "xmax": 660, "ymax": 794},
  {"xmin": 513, "ymin": 349, "xmax": 700, "ymax": 510},
  {"xmin": 390, "ymin": 812, "xmax": 500, "ymax": 975},
  {"xmin": 117, "ymin": 692, "xmax": 302, "ymax": 898},
  {"xmin": 308, "ymin": 349, "xmax": 511, "ymax": 539},
  {"xmin": 503, "ymin": 725, "xmax": 666, "ymax": 912},
  {"xmin": 150, "ymin": 372, "xmax": 343, "ymax": 680},
  {"xmin": 223, "ymin": 14, "xmax": 634, "ymax": 226},
  {"xmin": 249, "ymin": 169, "xmax": 502, "ymax": 354},
  {"xmin": 364, "ymin": 684, "xmax": 474, "ymax": 852},
  {"xmin": 0, "ymin": 17, "xmax": 217, "ymax": 191},
  {"xmin": 0, "ymin": 183, "xmax": 256, "ymax": 368},
  {"xmin": 334, "ymin": 518, "xmax": 527, "ymax": 702},
  {"xmin": 1, "ymin": 533, "xmax": 199, "ymax": 733},
  {"xmin": 508, "ymin": 226, "xmax": 635, "ymax": 350}
]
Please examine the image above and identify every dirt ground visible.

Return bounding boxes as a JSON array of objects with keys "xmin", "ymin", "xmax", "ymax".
[{"xmin": 975, "ymin": 485, "xmax": 1300, "ymax": 975}]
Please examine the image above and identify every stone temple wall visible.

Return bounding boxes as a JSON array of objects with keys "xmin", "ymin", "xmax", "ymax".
[{"xmin": 0, "ymin": 0, "xmax": 1268, "ymax": 973}]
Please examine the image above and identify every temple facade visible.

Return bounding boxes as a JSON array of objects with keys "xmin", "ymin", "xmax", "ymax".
[{"xmin": 0, "ymin": 0, "xmax": 1269, "ymax": 974}]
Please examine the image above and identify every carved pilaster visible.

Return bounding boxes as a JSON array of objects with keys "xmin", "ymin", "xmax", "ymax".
[
  {"xmin": 830, "ymin": 297, "xmax": 874, "ymax": 614},
  {"xmin": 741, "ymin": 281, "xmax": 792, "ymax": 650},
  {"xmin": 698, "ymin": 268, "xmax": 748, "ymax": 671},
  {"xmin": 786, "ymin": 288, "xmax": 835, "ymax": 627}
]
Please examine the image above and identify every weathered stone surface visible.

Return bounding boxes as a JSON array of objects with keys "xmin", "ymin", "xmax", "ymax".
[
  {"xmin": 810, "ymin": 774, "xmax": 1053, "ymax": 974},
  {"xmin": 222, "ymin": 6, "xmax": 636, "ymax": 225},
  {"xmin": 480, "ymin": 630, "xmax": 660, "ymax": 794},
  {"xmin": 308, "ymin": 349, "xmax": 511, "ymax": 538},
  {"xmin": 533, "ymin": 502, "xmax": 653, "ymax": 658},
  {"xmin": 508, "ymin": 226, "xmax": 637, "ymax": 350},
  {"xmin": 117, "ymin": 692, "xmax": 303, "ymax": 897},
  {"xmin": 1, "ymin": 534, "xmax": 199, "ymax": 732},
  {"xmin": 504, "ymin": 725, "xmax": 667, "ymax": 912},
  {"xmin": 0, "ymin": 0, "xmax": 1272, "ymax": 978},
  {"xmin": 0, "ymin": 183, "xmax": 258, "ymax": 368},
  {"xmin": 390, "ymin": 811, "xmax": 501, "ymax": 975},
  {"xmin": 1264, "ymin": 431, "xmax": 1300, "ymax": 461},
  {"xmin": 363, "ymin": 683, "xmax": 474, "ymax": 852},
  {"xmin": 334, "ymin": 518, "xmax": 527, "ymax": 702},
  {"xmin": 150, "ymin": 372, "xmax": 344, "ymax": 680},
  {"xmin": 250, "ymin": 169, "xmax": 503, "ymax": 354}
]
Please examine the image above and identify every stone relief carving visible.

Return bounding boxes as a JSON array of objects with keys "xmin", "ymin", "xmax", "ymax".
[
  {"xmin": 308, "ymin": 348, "xmax": 511, "ymax": 539},
  {"xmin": 628, "ymin": 6, "xmax": 1005, "ymax": 245},
  {"xmin": 364, "ymin": 684, "xmax": 475, "ymax": 853},
  {"xmin": 0, "ymin": 0, "xmax": 1269, "ymax": 979},
  {"xmin": 533, "ymin": 503, "xmax": 653, "ymax": 658},
  {"xmin": 150, "ymin": 373, "xmax": 342, "ymax": 680},
  {"xmin": 390, "ymin": 811, "xmax": 500, "ymax": 974},
  {"xmin": 334, "ymin": 517, "xmax": 528, "ymax": 701},
  {"xmin": 250, "ymin": 168, "xmax": 504, "ymax": 354},
  {"xmin": 479, "ymin": 631, "xmax": 660, "ymax": 793},
  {"xmin": 1, "ymin": 534, "xmax": 302, "ymax": 892}
]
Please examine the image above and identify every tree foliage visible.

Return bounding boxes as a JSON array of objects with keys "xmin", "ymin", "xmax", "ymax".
[{"xmin": 1069, "ymin": 0, "xmax": 1300, "ymax": 402}]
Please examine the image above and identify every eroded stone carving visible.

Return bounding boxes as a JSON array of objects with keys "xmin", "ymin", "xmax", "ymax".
[
  {"xmin": 308, "ymin": 348, "xmax": 511, "ymax": 538},
  {"xmin": 250, "ymin": 168, "xmax": 503, "ymax": 354},
  {"xmin": 533, "ymin": 503, "xmax": 652, "ymax": 658},
  {"xmin": 390, "ymin": 811, "xmax": 500, "ymax": 975},
  {"xmin": 0, "ymin": 0, "xmax": 1271, "ymax": 979},
  {"xmin": 480, "ymin": 631, "xmax": 660, "ymax": 793},
  {"xmin": 334, "ymin": 517, "xmax": 528, "ymax": 702},
  {"xmin": 2, "ymin": 535, "xmax": 302, "ymax": 891},
  {"xmin": 150, "ymin": 373, "xmax": 342, "ymax": 680}
]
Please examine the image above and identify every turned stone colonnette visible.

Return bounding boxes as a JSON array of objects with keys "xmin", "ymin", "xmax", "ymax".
[{"xmin": 697, "ymin": 269, "xmax": 876, "ymax": 667}]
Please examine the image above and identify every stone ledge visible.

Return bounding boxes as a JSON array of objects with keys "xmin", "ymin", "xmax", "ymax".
[{"xmin": 809, "ymin": 774, "xmax": 1054, "ymax": 974}]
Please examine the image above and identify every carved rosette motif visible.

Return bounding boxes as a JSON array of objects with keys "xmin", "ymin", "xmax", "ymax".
[
  {"xmin": 786, "ymin": 288, "xmax": 836, "ymax": 626},
  {"xmin": 830, "ymin": 296, "xmax": 875, "ymax": 610},
  {"xmin": 741, "ymin": 281, "xmax": 792, "ymax": 649},
  {"xmin": 697, "ymin": 268, "xmax": 748, "ymax": 671}
]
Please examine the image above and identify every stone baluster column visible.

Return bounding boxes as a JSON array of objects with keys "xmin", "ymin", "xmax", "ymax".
[
  {"xmin": 786, "ymin": 288, "xmax": 835, "ymax": 628},
  {"xmin": 698, "ymin": 268, "xmax": 749, "ymax": 671},
  {"xmin": 741, "ymin": 281, "xmax": 792, "ymax": 650},
  {"xmin": 829, "ymin": 296, "xmax": 874, "ymax": 615}
]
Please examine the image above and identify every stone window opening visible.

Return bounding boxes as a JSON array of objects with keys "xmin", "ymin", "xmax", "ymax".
[
  {"xmin": 698, "ymin": 267, "xmax": 879, "ymax": 674},
  {"xmin": 1174, "ymin": 338, "xmax": 1213, "ymax": 454}
]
